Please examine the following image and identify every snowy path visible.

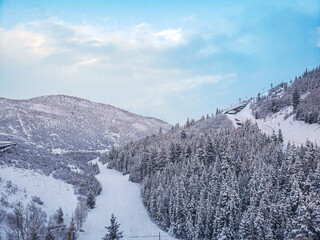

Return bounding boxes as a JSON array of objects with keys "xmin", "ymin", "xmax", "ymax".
[{"xmin": 79, "ymin": 160, "xmax": 175, "ymax": 240}]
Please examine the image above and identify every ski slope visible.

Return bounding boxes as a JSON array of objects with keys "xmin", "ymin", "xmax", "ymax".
[
  {"xmin": 227, "ymin": 104, "xmax": 320, "ymax": 146},
  {"xmin": 79, "ymin": 159, "xmax": 175, "ymax": 240}
]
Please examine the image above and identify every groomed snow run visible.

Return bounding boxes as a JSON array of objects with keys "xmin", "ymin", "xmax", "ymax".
[
  {"xmin": 79, "ymin": 160, "xmax": 175, "ymax": 240},
  {"xmin": 227, "ymin": 104, "xmax": 320, "ymax": 146}
]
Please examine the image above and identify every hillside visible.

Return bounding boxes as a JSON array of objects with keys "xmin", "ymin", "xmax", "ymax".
[
  {"xmin": 251, "ymin": 67, "xmax": 320, "ymax": 124},
  {"xmin": 227, "ymin": 103, "xmax": 320, "ymax": 146},
  {"xmin": 0, "ymin": 95, "xmax": 171, "ymax": 240},
  {"xmin": 106, "ymin": 68, "xmax": 320, "ymax": 240},
  {"xmin": 1, "ymin": 68, "xmax": 319, "ymax": 240},
  {"xmin": 0, "ymin": 95, "xmax": 171, "ymax": 152},
  {"xmin": 225, "ymin": 67, "xmax": 320, "ymax": 146}
]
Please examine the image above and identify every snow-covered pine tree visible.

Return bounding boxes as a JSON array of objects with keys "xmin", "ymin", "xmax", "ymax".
[
  {"xmin": 205, "ymin": 136, "xmax": 215, "ymax": 166},
  {"xmin": 102, "ymin": 214, "xmax": 123, "ymax": 240},
  {"xmin": 174, "ymin": 179, "xmax": 186, "ymax": 238},
  {"xmin": 86, "ymin": 190, "xmax": 96, "ymax": 209},
  {"xmin": 292, "ymin": 87, "xmax": 300, "ymax": 110},
  {"xmin": 239, "ymin": 207, "xmax": 254, "ymax": 240},
  {"xmin": 56, "ymin": 207, "xmax": 64, "ymax": 224},
  {"xmin": 107, "ymin": 112, "xmax": 320, "ymax": 240},
  {"xmin": 278, "ymin": 129, "xmax": 284, "ymax": 144},
  {"xmin": 291, "ymin": 191, "xmax": 320, "ymax": 239}
]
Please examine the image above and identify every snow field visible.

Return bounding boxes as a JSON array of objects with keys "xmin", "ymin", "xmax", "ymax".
[{"xmin": 0, "ymin": 166, "xmax": 78, "ymax": 237}]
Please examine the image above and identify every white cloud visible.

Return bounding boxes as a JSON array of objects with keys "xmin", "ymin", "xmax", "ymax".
[
  {"xmin": 75, "ymin": 58, "xmax": 99, "ymax": 66},
  {"xmin": 156, "ymin": 29, "xmax": 182, "ymax": 43},
  {"xmin": 0, "ymin": 28, "xmax": 54, "ymax": 60},
  {"xmin": 0, "ymin": 19, "xmax": 188, "ymax": 70}
]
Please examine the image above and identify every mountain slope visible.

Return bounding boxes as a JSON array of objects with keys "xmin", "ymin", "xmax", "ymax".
[
  {"xmin": 105, "ymin": 67, "xmax": 320, "ymax": 240},
  {"xmin": 225, "ymin": 67, "xmax": 320, "ymax": 145},
  {"xmin": 226, "ymin": 103, "xmax": 320, "ymax": 146},
  {"xmin": 0, "ymin": 95, "xmax": 171, "ymax": 151}
]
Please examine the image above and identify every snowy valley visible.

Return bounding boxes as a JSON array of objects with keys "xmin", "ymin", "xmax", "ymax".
[
  {"xmin": 0, "ymin": 96, "xmax": 172, "ymax": 240},
  {"xmin": 1, "ymin": 67, "xmax": 320, "ymax": 240}
]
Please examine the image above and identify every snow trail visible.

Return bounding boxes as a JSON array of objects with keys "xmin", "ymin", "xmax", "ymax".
[{"xmin": 79, "ymin": 160, "xmax": 175, "ymax": 240}]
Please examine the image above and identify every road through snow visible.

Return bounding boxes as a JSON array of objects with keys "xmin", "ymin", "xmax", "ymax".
[{"xmin": 79, "ymin": 160, "xmax": 175, "ymax": 240}]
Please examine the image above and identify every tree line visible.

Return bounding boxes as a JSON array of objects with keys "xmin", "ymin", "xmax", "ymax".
[{"xmin": 107, "ymin": 120, "xmax": 320, "ymax": 239}]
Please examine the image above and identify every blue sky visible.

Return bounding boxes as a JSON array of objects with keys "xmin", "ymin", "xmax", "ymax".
[{"xmin": 0, "ymin": 0, "xmax": 319, "ymax": 124}]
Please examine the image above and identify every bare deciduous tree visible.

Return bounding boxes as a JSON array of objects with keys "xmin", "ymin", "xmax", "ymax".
[{"xmin": 74, "ymin": 201, "xmax": 88, "ymax": 230}]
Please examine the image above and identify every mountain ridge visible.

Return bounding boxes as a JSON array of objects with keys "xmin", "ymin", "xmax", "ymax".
[
  {"xmin": 0, "ymin": 94, "xmax": 171, "ymax": 152},
  {"xmin": 0, "ymin": 94, "xmax": 169, "ymax": 124}
]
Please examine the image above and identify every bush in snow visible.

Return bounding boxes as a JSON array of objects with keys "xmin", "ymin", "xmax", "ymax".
[
  {"xmin": 7, "ymin": 202, "xmax": 47, "ymax": 240},
  {"xmin": 32, "ymin": 196, "xmax": 44, "ymax": 205}
]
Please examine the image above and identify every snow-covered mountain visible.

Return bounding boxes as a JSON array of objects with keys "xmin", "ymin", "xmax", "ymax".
[
  {"xmin": 0, "ymin": 95, "xmax": 171, "ymax": 152},
  {"xmin": 1, "ymin": 67, "xmax": 319, "ymax": 240},
  {"xmin": 225, "ymin": 67, "xmax": 320, "ymax": 145},
  {"xmin": 106, "ymin": 67, "xmax": 320, "ymax": 240},
  {"xmin": 0, "ymin": 95, "xmax": 172, "ymax": 240}
]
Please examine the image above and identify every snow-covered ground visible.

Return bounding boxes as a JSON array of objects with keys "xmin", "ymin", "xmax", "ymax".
[
  {"xmin": 79, "ymin": 160, "xmax": 175, "ymax": 240},
  {"xmin": 0, "ymin": 166, "xmax": 78, "ymax": 238},
  {"xmin": 227, "ymin": 104, "xmax": 320, "ymax": 145}
]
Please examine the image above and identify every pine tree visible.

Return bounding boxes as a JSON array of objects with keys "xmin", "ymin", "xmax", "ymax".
[
  {"xmin": 291, "ymin": 192, "xmax": 320, "ymax": 239},
  {"xmin": 185, "ymin": 118, "xmax": 190, "ymax": 128},
  {"xmin": 180, "ymin": 130, "xmax": 187, "ymax": 140},
  {"xmin": 56, "ymin": 207, "xmax": 64, "ymax": 224},
  {"xmin": 86, "ymin": 190, "xmax": 96, "ymax": 209},
  {"xmin": 239, "ymin": 207, "xmax": 254, "ymax": 240},
  {"xmin": 154, "ymin": 147, "xmax": 167, "ymax": 171},
  {"xmin": 169, "ymin": 142, "xmax": 177, "ymax": 163},
  {"xmin": 269, "ymin": 203, "xmax": 285, "ymax": 240},
  {"xmin": 205, "ymin": 136, "xmax": 215, "ymax": 166},
  {"xmin": 278, "ymin": 129, "xmax": 284, "ymax": 144},
  {"xmin": 175, "ymin": 179, "xmax": 186, "ymax": 238},
  {"xmin": 195, "ymin": 189, "xmax": 206, "ymax": 239},
  {"xmin": 102, "ymin": 214, "xmax": 123, "ymax": 240},
  {"xmin": 271, "ymin": 130, "xmax": 278, "ymax": 142},
  {"xmin": 271, "ymin": 98, "xmax": 279, "ymax": 113},
  {"xmin": 292, "ymin": 87, "xmax": 300, "ymax": 110}
]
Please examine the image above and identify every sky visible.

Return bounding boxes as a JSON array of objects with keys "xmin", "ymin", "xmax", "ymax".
[{"xmin": 0, "ymin": 0, "xmax": 319, "ymax": 124}]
